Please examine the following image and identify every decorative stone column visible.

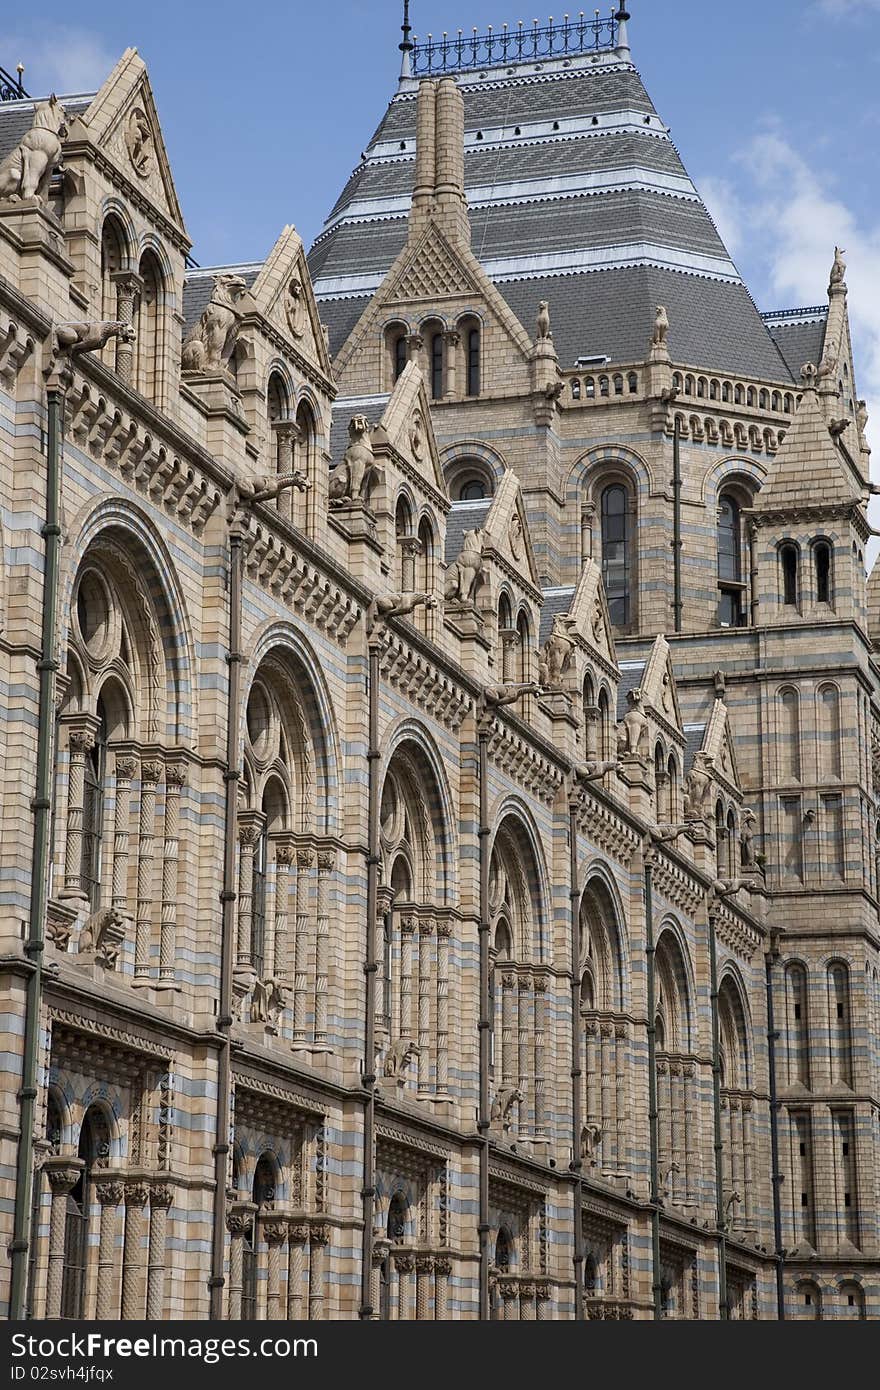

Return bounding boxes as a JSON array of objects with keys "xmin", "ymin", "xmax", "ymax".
[
  {"xmin": 400, "ymin": 536, "xmax": 421, "ymax": 593},
  {"xmin": 584, "ymin": 1015, "xmax": 600, "ymax": 1155},
  {"xmin": 292, "ymin": 848, "xmax": 314, "ymax": 1049},
  {"xmin": 520, "ymin": 1280, "xmax": 536, "ymax": 1321},
  {"xmin": 434, "ymin": 1256, "xmax": 451, "ymax": 1321},
  {"xmin": 406, "ymin": 332, "xmax": 423, "ymax": 365},
  {"xmin": 308, "ymin": 1224, "xmax": 329, "ymax": 1320},
  {"xmin": 376, "ymin": 884, "xmax": 395, "ymax": 1042},
  {"xmin": 443, "ymin": 329, "xmax": 460, "ymax": 398},
  {"xmin": 534, "ymin": 975, "xmax": 547, "ymax": 1139},
  {"xmin": 264, "ymin": 1221, "xmax": 287, "ymax": 1320},
  {"xmin": 742, "ymin": 1097, "xmax": 755, "ymax": 1229},
  {"xmin": 44, "ymin": 1159, "xmax": 83, "ymax": 1319},
  {"xmin": 272, "ymin": 419, "xmax": 302, "ymax": 522},
  {"xmin": 683, "ymin": 1062, "xmax": 699, "ymax": 1204},
  {"xmin": 314, "ymin": 849, "xmax": 335, "ymax": 1049},
  {"xmin": 398, "ymin": 912, "xmax": 416, "ymax": 1042},
  {"xmin": 583, "ymin": 704, "xmax": 601, "ymax": 760},
  {"xmin": 121, "ymin": 1181, "xmax": 149, "ymax": 1319},
  {"xmin": 501, "ymin": 971, "xmax": 517, "ymax": 1088},
  {"xmin": 656, "ymin": 1059, "xmax": 671, "ymax": 1190},
  {"xmin": 272, "ymin": 838, "xmax": 296, "ymax": 987},
  {"xmin": 371, "ymin": 1239, "xmax": 390, "ymax": 1321},
  {"xmin": 60, "ymin": 725, "xmax": 96, "ymax": 901},
  {"xmin": 110, "ymin": 754, "xmax": 136, "ymax": 919},
  {"xmin": 418, "ymin": 916, "xmax": 434, "ymax": 1095},
  {"xmin": 671, "ymin": 1061, "xmax": 685, "ymax": 1202},
  {"xmin": 600, "ymin": 1020, "xmax": 615, "ymax": 1172},
  {"xmin": 500, "ymin": 627, "xmax": 520, "ymax": 684},
  {"xmin": 518, "ymin": 972, "xmax": 532, "ymax": 1136},
  {"xmin": 436, "ymin": 920, "xmax": 451, "ymax": 1098},
  {"xmin": 94, "ymin": 1181, "xmax": 124, "ymax": 1321},
  {"xmin": 394, "ymin": 1251, "xmax": 415, "ymax": 1321},
  {"xmin": 536, "ymin": 1281, "xmax": 551, "ymax": 1320},
  {"xmin": 227, "ymin": 1204, "xmax": 254, "ymax": 1320},
  {"xmin": 134, "ymin": 761, "xmax": 162, "ymax": 982},
  {"xmin": 580, "ymin": 502, "xmax": 596, "ymax": 563},
  {"xmin": 111, "ymin": 270, "xmax": 142, "ymax": 384},
  {"xmin": 500, "ymin": 1278, "xmax": 519, "ymax": 1320},
  {"xmin": 287, "ymin": 1222, "xmax": 309, "ymax": 1320},
  {"xmin": 236, "ymin": 813, "xmax": 264, "ymax": 968},
  {"xmin": 146, "ymin": 1185, "xmax": 173, "ymax": 1319},
  {"xmin": 159, "ymin": 761, "xmax": 185, "ymax": 987},
  {"xmin": 416, "ymin": 1254, "xmax": 434, "ymax": 1320}
]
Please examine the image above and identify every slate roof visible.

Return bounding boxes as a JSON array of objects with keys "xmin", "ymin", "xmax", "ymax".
[
  {"xmin": 309, "ymin": 52, "xmax": 795, "ymax": 383},
  {"xmin": 616, "ymin": 660, "xmax": 645, "ymax": 722},
  {"xmin": 445, "ymin": 499, "xmax": 491, "ymax": 563},
  {"xmin": 539, "ymin": 587, "xmax": 575, "ymax": 645},
  {"xmin": 764, "ymin": 312, "xmax": 828, "ymax": 381},
  {"xmin": 683, "ymin": 725, "xmax": 706, "ymax": 775}
]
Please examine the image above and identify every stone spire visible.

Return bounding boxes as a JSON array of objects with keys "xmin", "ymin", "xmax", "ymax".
[
  {"xmin": 752, "ymin": 363, "xmax": 862, "ymax": 515},
  {"xmin": 616, "ymin": 3, "xmax": 632, "ymax": 57}
]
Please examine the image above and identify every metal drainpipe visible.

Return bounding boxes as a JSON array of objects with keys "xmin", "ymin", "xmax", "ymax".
[
  {"xmin": 764, "ymin": 931, "xmax": 786, "ymax": 1319},
  {"xmin": 359, "ymin": 639, "xmax": 380, "ymax": 1318},
  {"xmin": 748, "ymin": 521, "xmax": 759, "ymax": 627},
  {"xmin": 9, "ymin": 372, "xmax": 64, "ymax": 1319},
  {"xmin": 672, "ymin": 413, "xmax": 683, "ymax": 634},
  {"xmin": 568, "ymin": 790, "xmax": 585, "ymax": 1319},
  {"xmin": 643, "ymin": 852, "xmax": 662, "ymax": 1319},
  {"xmin": 209, "ymin": 516, "xmax": 244, "ymax": 1320},
  {"xmin": 708, "ymin": 903, "xmax": 728, "ymax": 1319},
  {"xmin": 477, "ymin": 724, "xmax": 491, "ymax": 1321}
]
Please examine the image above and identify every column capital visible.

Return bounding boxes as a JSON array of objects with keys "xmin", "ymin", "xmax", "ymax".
[
  {"xmin": 164, "ymin": 760, "xmax": 188, "ymax": 789},
  {"xmin": 95, "ymin": 1180, "xmax": 125, "ymax": 1207},
  {"xmin": 263, "ymin": 1220, "xmax": 288, "ymax": 1247},
  {"xmin": 238, "ymin": 809, "xmax": 266, "ymax": 846},
  {"xmin": 140, "ymin": 759, "xmax": 163, "ymax": 786},
  {"xmin": 434, "ymin": 1256, "xmax": 452, "ymax": 1277},
  {"xmin": 150, "ymin": 1184, "xmax": 174, "ymax": 1210},
  {"xmin": 296, "ymin": 846, "xmax": 315, "ymax": 872},
  {"xmin": 113, "ymin": 754, "xmax": 138, "ymax": 782},
  {"xmin": 401, "ymin": 913, "xmax": 418, "ymax": 935},
  {"xmin": 124, "ymin": 1181, "xmax": 150, "ymax": 1209},
  {"xmin": 415, "ymin": 1253, "xmax": 435, "ymax": 1275},
  {"xmin": 110, "ymin": 268, "xmax": 144, "ymax": 296},
  {"xmin": 43, "ymin": 1157, "xmax": 84, "ymax": 1194},
  {"xmin": 288, "ymin": 1221, "xmax": 310, "ymax": 1245},
  {"xmin": 393, "ymin": 1250, "xmax": 415, "ymax": 1274},
  {"xmin": 309, "ymin": 1223, "xmax": 330, "ymax": 1247},
  {"xmin": 274, "ymin": 836, "xmax": 297, "ymax": 868},
  {"xmin": 316, "ymin": 847, "xmax": 337, "ymax": 873}
]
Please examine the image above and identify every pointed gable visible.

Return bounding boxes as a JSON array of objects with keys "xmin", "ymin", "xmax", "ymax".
[
  {"xmin": 377, "ymin": 361, "xmax": 446, "ymax": 497},
  {"xmin": 563, "ymin": 560, "xmax": 618, "ymax": 670},
  {"xmin": 69, "ymin": 48, "xmax": 187, "ymax": 236},
  {"xmin": 481, "ymin": 470, "xmax": 540, "ymax": 592},
  {"xmin": 640, "ymin": 634, "xmax": 684, "ymax": 736},
  {"xmin": 754, "ymin": 374, "xmax": 863, "ymax": 514},
  {"xmin": 249, "ymin": 225, "xmax": 333, "ymax": 376},
  {"xmin": 701, "ymin": 699, "xmax": 741, "ymax": 794}
]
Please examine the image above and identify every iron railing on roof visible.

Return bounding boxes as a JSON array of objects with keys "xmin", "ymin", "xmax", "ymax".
[
  {"xmin": 0, "ymin": 64, "xmax": 28, "ymax": 101},
  {"xmin": 411, "ymin": 11, "xmax": 619, "ymax": 75},
  {"xmin": 761, "ymin": 306, "xmax": 827, "ymax": 322}
]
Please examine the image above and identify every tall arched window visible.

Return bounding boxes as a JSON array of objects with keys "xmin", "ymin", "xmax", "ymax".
[
  {"xmin": 818, "ymin": 684, "xmax": 842, "ymax": 780},
  {"xmin": 653, "ymin": 931, "xmax": 696, "ymax": 1207},
  {"xmin": 134, "ymin": 250, "xmax": 163, "ymax": 401},
  {"xmin": 430, "ymin": 331, "xmax": 444, "ymax": 400},
  {"xmin": 780, "ymin": 543, "xmax": 800, "ymax": 607},
  {"xmin": 467, "ymin": 326, "xmax": 480, "ymax": 397},
  {"xmin": 600, "ymin": 484, "xmax": 631, "ymax": 629},
  {"xmin": 579, "ymin": 878, "xmax": 629, "ymax": 1176},
  {"xmin": 717, "ymin": 493, "xmax": 744, "ymax": 627},
  {"xmin": 80, "ymin": 696, "xmax": 108, "ymax": 911},
  {"xmin": 394, "ymin": 332, "xmax": 408, "ymax": 382},
  {"xmin": 61, "ymin": 1107, "xmax": 110, "ymax": 1319},
  {"xmin": 778, "ymin": 687, "xmax": 802, "ymax": 781},
  {"xmin": 784, "ymin": 962, "xmax": 810, "ymax": 1087},
  {"xmin": 814, "ymin": 541, "xmax": 832, "ymax": 605},
  {"xmin": 100, "ymin": 216, "xmax": 127, "ymax": 372},
  {"xmin": 827, "ymin": 963, "xmax": 852, "ymax": 1086}
]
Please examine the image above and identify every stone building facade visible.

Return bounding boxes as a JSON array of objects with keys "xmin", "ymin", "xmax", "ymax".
[{"xmin": 0, "ymin": 8, "xmax": 877, "ymax": 1322}]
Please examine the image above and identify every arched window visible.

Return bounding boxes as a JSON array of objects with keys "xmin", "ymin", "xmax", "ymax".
[
  {"xmin": 780, "ymin": 544, "xmax": 800, "ymax": 607},
  {"xmin": 571, "ymin": 378, "xmax": 581, "ymax": 400},
  {"xmin": 599, "ymin": 375, "xmax": 609, "ymax": 397},
  {"xmin": 585, "ymin": 376, "xmax": 595, "ymax": 399},
  {"xmin": 430, "ymin": 331, "xmax": 444, "ymax": 400},
  {"xmin": 417, "ymin": 515, "xmax": 434, "ymax": 597},
  {"xmin": 717, "ymin": 492, "xmax": 745, "ymax": 627},
  {"xmin": 600, "ymin": 484, "xmax": 632, "ymax": 629},
  {"xmin": 579, "ymin": 877, "xmax": 628, "ymax": 1175},
  {"xmin": 395, "ymin": 495, "xmax": 414, "ymax": 590},
  {"xmin": 827, "ymin": 963, "xmax": 852, "ymax": 1085},
  {"xmin": 99, "ymin": 216, "xmax": 127, "ymax": 372},
  {"xmin": 494, "ymin": 1227, "xmax": 513, "ymax": 1271},
  {"xmin": 467, "ymin": 326, "xmax": 480, "ymax": 397},
  {"xmin": 814, "ymin": 542, "xmax": 832, "ymax": 605},
  {"xmin": 778, "ymin": 687, "xmax": 801, "ymax": 781},
  {"xmin": 80, "ymin": 696, "xmax": 108, "ymax": 911},
  {"xmin": 516, "ymin": 609, "xmax": 531, "ymax": 684},
  {"xmin": 134, "ymin": 250, "xmax": 163, "ymax": 401},
  {"xmin": 394, "ymin": 332, "xmax": 408, "ymax": 382},
  {"xmin": 613, "ymin": 373, "xmax": 624, "ymax": 396},
  {"xmin": 598, "ymin": 688, "xmax": 612, "ymax": 759},
  {"xmin": 784, "ymin": 962, "xmax": 810, "ymax": 1087},
  {"xmin": 628, "ymin": 371, "xmax": 638, "ymax": 394},
  {"xmin": 666, "ymin": 754, "xmax": 679, "ymax": 823},
  {"xmin": 795, "ymin": 1280, "xmax": 822, "ymax": 1320},
  {"xmin": 839, "ymin": 1282, "xmax": 865, "ymax": 1319},
  {"xmin": 266, "ymin": 372, "xmax": 291, "ymax": 493},
  {"xmin": 387, "ymin": 1192, "xmax": 408, "ymax": 1245},
  {"xmin": 459, "ymin": 477, "xmax": 486, "ymax": 501},
  {"xmin": 61, "ymin": 1107, "xmax": 110, "ymax": 1319}
]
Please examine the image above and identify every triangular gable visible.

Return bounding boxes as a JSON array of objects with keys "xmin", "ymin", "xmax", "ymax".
[
  {"xmin": 332, "ymin": 217, "xmax": 533, "ymax": 380},
  {"xmin": 565, "ymin": 560, "xmax": 618, "ymax": 669},
  {"xmin": 701, "ymin": 699, "xmax": 741, "ymax": 793},
  {"xmin": 69, "ymin": 48, "xmax": 186, "ymax": 234},
  {"xmin": 754, "ymin": 377, "xmax": 862, "ymax": 512},
  {"xmin": 482, "ymin": 470, "xmax": 540, "ymax": 592},
  {"xmin": 640, "ymin": 635, "xmax": 684, "ymax": 736},
  {"xmin": 249, "ymin": 225, "xmax": 332, "ymax": 376},
  {"xmin": 377, "ymin": 361, "xmax": 446, "ymax": 497}
]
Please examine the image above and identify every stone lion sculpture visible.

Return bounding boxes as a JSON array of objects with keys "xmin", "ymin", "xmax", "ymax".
[
  {"xmin": 538, "ymin": 614, "xmax": 575, "ymax": 687},
  {"xmin": 491, "ymin": 1086, "xmax": 524, "ymax": 1133},
  {"xmin": 383, "ymin": 1038, "xmax": 419, "ymax": 1080},
  {"xmin": 0, "ymin": 95, "xmax": 67, "ymax": 203},
  {"xmin": 444, "ymin": 527, "xmax": 486, "ymax": 604},
  {"xmin": 328, "ymin": 414, "xmax": 383, "ymax": 506},
  {"xmin": 616, "ymin": 688, "xmax": 647, "ymax": 757},
  {"xmin": 181, "ymin": 273, "xmax": 249, "ymax": 374},
  {"xmin": 652, "ymin": 304, "xmax": 669, "ymax": 349}
]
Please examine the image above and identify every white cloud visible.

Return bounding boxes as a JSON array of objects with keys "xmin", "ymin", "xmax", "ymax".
[
  {"xmin": 813, "ymin": 0, "xmax": 880, "ymax": 11},
  {"xmin": 0, "ymin": 26, "xmax": 117, "ymax": 96},
  {"xmin": 699, "ymin": 175, "xmax": 747, "ymax": 261}
]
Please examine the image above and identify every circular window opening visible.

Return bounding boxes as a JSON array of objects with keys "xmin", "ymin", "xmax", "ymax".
[
  {"xmin": 459, "ymin": 478, "xmax": 487, "ymax": 501},
  {"xmin": 75, "ymin": 571, "xmax": 111, "ymax": 658},
  {"xmin": 246, "ymin": 683, "xmax": 272, "ymax": 758}
]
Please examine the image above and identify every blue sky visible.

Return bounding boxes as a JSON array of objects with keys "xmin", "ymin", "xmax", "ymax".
[{"xmin": 3, "ymin": 0, "xmax": 880, "ymax": 464}]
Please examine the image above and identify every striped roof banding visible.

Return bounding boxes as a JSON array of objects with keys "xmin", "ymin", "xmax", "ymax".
[{"xmin": 307, "ymin": 49, "xmax": 794, "ymax": 382}]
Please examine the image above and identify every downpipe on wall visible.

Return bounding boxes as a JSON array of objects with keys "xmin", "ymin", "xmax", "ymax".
[
  {"xmin": 9, "ymin": 366, "xmax": 66, "ymax": 1319},
  {"xmin": 568, "ymin": 786, "xmax": 585, "ymax": 1319},
  {"xmin": 765, "ymin": 929, "xmax": 786, "ymax": 1319},
  {"xmin": 642, "ymin": 847, "xmax": 663, "ymax": 1320},
  {"xmin": 477, "ymin": 721, "xmax": 491, "ymax": 1321},
  {"xmin": 359, "ymin": 636, "xmax": 381, "ymax": 1318}
]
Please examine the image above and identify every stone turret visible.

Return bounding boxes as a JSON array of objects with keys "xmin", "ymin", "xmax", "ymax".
[{"xmin": 409, "ymin": 77, "xmax": 469, "ymax": 245}]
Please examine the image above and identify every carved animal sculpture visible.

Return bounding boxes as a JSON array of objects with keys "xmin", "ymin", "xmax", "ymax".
[
  {"xmin": 491, "ymin": 1086, "xmax": 524, "ymax": 1132},
  {"xmin": 483, "ymin": 682, "xmax": 540, "ymax": 713},
  {"xmin": 616, "ymin": 688, "xmax": 647, "ymax": 757},
  {"xmin": 536, "ymin": 300, "xmax": 552, "ymax": 340},
  {"xmin": 328, "ymin": 414, "xmax": 382, "ymax": 506},
  {"xmin": 53, "ymin": 320, "xmax": 133, "ymax": 359},
  {"xmin": 78, "ymin": 906, "xmax": 126, "ymax": 970},
  {"xmin": 740, "ymin": 808, "xmax": 759, "ymax": 870},
  {"xmin": 683, "ymin": 751, "xmax": 712, "ymax": 821},
  {"xmin": 383, "ymin": 1038, "xmax": 420, "ymax": 1079},
  {"xmin": 444, "ymin": 527, "xmax": 485, "ymax": 604},
  {"xmin": 830, "ymin": 246, "xmax": 846, "ymax": 286},
  {"xmin": 181, "ymin": 273, "xmax": 249, "ymax": 373},
  {"xmin": 538, "ymin": 614, "xmax": 574, "ymax": 687},
  {"xmin": 652, "ymin": 304, "xmax": 669, "ymax": 348},
  {"xmin": 366, "ymin": 590, "xmax": 437, "ymax": 636},
  {"xmin": 0, "ymin": 95, "xmax": 67, "ymax": 203},
  {"xmin": 580, "ymin": 1123, "xmax": 603, "ymax": 1161}
]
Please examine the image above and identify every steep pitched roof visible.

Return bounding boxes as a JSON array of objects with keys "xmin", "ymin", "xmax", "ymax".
[
  {"xmin": 309, "ymin": 47, "xmax": 792, "ymax": 379},
  {"xmin": 753, "ymin": 378, "xmax": 863, "ymax": 513}
]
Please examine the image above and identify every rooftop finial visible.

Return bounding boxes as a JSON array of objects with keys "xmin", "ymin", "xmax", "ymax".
[
  {"xmin": 400, "ymin": 0, "xmax": 414, "ymax": 79},
  {"xmin": 615, "ymin": 2, "xmax": 631, "ymax": 55}
]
